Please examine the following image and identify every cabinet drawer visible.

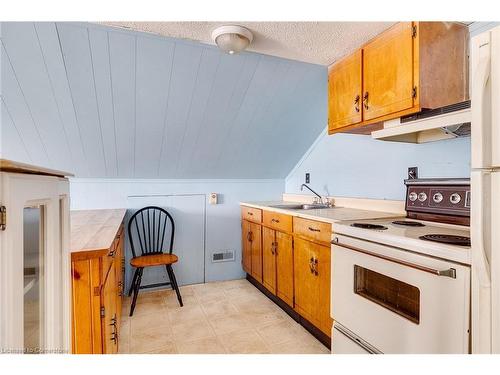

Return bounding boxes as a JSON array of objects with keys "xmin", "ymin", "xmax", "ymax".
[
  {"xmin": 263, "ymin": 210, "xmax": 292, "ymax": 233},
  {"xmin": 241, "ymin": 206, "xmax": 262, "ymax": 223},
  {"xmin": 293, "ymin": 217, "xmax": 332, "ymax": 245}
]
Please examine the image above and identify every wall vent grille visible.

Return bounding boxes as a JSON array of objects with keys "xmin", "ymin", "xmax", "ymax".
[{"xmin": 212, "ymin": 250, "xmax": 235, "ymax": 263}]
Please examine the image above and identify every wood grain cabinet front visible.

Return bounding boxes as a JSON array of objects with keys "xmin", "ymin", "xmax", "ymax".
[
  {"xmin": 240, "ymin": 206, "xmax": 332, "ymax": 342},
  {"xmin": 262, "ymin": 223, "xmax": 294, "ymax": 307},
  {"xmin": 70, "ymin": 210, "xmax": 125, "ymax": 354},
  {"xmin": 328, "ymin": 21, "xmax": 469, "ymax": 135},
  {"xmin": 293, "ymin": 237, "xmax": 332, "ymax": 337}
]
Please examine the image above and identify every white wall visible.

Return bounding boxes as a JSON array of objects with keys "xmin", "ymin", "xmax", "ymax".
[
  {"xmin": 286, "ymin": 131, "xmax": 471, "ymax": 201},
  {"xmin": 70, "ymin": 178, "xmax": 284, "ymax": 286}
]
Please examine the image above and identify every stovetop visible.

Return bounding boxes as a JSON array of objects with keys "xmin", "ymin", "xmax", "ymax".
[{"xmin": 332, "ymin": 217, "xmax": 471, "ymax": 265}]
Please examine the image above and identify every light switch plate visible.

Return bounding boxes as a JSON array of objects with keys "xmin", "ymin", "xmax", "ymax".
[{"xmin": 209, "ymin": 193, "xmax": 218, "ymax": 205}]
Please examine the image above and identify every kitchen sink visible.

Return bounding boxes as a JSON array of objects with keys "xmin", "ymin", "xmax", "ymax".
[{"xmin": 269, "ymin": 203, "xmax": 332, "ymax": 210}]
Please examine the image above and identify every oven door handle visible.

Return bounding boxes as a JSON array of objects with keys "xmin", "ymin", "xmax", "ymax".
[{"xmin": 332, "ymin": 237, "xmax": 457, "ymax": 279}]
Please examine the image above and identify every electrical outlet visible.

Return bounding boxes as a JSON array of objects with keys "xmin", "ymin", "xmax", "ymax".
[
  {"xmin": 408, "ymin": 167, "xmax": 418, "ymax": 180},
  {"xmin": 305, "ymin": 173, "xmax": 310, "ymax": 184}
]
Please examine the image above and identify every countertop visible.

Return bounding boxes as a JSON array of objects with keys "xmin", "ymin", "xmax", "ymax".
[
  {"xmin": 70, "ymin": 208, "xmax": 126, "ymax": 260},
  {"xmin": 240, "ymin": 201, "xmax": 399, "ymax": 226}
]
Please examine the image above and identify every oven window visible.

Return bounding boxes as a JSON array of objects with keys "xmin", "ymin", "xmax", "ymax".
[{"xmin": 354, "ymin": 265, "xmax": 420, "ymax": 324}]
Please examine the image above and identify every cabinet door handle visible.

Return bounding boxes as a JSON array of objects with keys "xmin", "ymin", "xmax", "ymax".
[
  {"xmin": 363, "ymin": 92, "xmax": 369, "ymax": 110},
  {"xmin": 308, "ymin": 226, "xmax": 320, "ymax": 232},
  {"xmin": 354, "ymin": 94, "xmax": 360, "ymax": 112},
  {"xmin": 309, "ymin": 257, "xmax": 315, "ymax": 273},
  {"xmin": 314, "ymin": 258, "xmax": 319, "ymax": 276}
]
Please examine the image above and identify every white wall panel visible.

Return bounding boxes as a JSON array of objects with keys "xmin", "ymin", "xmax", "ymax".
[
  {"xmin": 1, "ymin": 42, "xmax": 50, "ymax": 166},
  {"xmin": 1, "ymin": 22, "xmax": 327, "ymax": 179},
  {"xmin": 56, "ymin": 23, "xmax": 106, "ymax": 176},
  {"xmin": 135, "ymin": 36, "xmax": 175, "ymax": 177},
  {"xmin": 108, "ymin": 31, "xmax": 136, "ymax": 177},
  {"xmin": 34, "ymin": 23, "xmax": 88, "ymax": 176}
]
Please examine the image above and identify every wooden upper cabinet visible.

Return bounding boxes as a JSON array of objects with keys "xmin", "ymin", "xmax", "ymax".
[
  {"xmin": 328, "ymin": 21, "xmax": 468, "ymax": 135},
  {"xmin": 362, "ymin": 22, "xmax": 415, "ymax": 121},
  {"xmin": 328, "ymin": 49, "xmax": 362, "ymax": 131}
]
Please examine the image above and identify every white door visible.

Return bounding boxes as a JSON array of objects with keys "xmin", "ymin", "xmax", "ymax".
[
  {"xmin": 471, "ymin": 170, "xmax": 500, "ymax": 353},
  {"xmin": 471, "ymin": 25, "xmax": 500, "ymax": 170},
  {"xmin": 0, "ymin": 172, "xmax": 70, "ymax": 354}
]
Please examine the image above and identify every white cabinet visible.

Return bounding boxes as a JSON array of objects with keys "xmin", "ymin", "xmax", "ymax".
[{"xmin": 0, "ymin": 160, "xmax": 71, "ymax": 354}]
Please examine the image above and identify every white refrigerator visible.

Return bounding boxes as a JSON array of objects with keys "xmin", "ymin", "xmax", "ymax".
[{"xmin": 471, "ymin": 25, "xmax": 500, "ymax": 354}]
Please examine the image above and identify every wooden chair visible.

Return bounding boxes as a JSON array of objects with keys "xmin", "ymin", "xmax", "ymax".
[{"xmin": 127, "ymin": 206, "xmax": 183, "ymax": 316}]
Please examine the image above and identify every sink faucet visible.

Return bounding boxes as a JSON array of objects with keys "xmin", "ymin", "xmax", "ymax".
[{"xmin": 300, "ymin": 184, "xmax": 328, "ymax": 205}]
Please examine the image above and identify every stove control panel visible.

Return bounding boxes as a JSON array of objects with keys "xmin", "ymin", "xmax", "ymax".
[{"xmin": 405, "ymin": 184, "xmax": 470, "ymax": 217}]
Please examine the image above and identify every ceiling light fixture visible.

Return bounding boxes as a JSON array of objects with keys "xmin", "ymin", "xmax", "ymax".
[{"xmin": 211, "ymin": 25, "xmax": 253, "ymax": 55}]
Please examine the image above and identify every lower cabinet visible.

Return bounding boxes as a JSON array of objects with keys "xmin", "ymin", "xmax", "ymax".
[
  {"xmin": 71, "ymin": 220, "xmax": 124, "ymax": 354},
  {"xmin": 293, "ymin": 237, "xmax": 332, "ymax": 336},
  {"xmin": 262, "ymin": 227, "xmax": 294, "ymax": 307},
  {"xmin": 241, "ymin": 219, "xmax": 263, "ymax": 282},
  {"xmin": 241, "ymin": 205, "xmax": 332, "ymax": 342}
]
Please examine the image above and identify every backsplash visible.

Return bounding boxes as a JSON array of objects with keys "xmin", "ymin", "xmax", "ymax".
[{"xmin": 285, "ymin": 132, "xmax": 471, "ymax": 201}]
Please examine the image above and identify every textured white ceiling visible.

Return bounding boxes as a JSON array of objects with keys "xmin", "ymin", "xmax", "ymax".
[{"xmin": 100, "ymin": 22, "xmax": 395, "ymax": 65}]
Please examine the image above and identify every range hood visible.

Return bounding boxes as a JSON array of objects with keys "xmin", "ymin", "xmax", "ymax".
[{"xmin": 371, "ymin": 101, "xmax": 471, "ymax": 143}]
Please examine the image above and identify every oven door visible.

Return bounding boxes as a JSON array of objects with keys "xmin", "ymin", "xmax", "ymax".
[{"xmin": 331, "ymin": 235, "xmax": 470, "ymax": 354}]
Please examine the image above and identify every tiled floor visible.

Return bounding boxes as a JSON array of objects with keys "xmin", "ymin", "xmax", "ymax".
[{"xmin": 119, "ymin": 278, "xmax": 330, "ymax": 354}]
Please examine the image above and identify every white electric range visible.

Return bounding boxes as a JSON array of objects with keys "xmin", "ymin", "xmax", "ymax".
[{"xmin": 330, "ymin": 178, "xmax": 471, "ymax": 354}]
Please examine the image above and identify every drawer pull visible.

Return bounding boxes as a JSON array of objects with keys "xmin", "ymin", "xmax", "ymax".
[
  {"xmin": 271, "ymin": 218, "xmax": 280, "ymax": 223},
  {"xmin": 308, "ymin": 226, "xmax": 320, "ymax": 232},
  {"xmin": 247, "ymin": 212, "xmax": 253, "ymax": 216}
]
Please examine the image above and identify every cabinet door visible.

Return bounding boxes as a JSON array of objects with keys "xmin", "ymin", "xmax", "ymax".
[
  {"xmin": 101, "ymin": 267, "xmax": 117, "ymax": 354},
  {"xmin": 276, "ymin": 231, "xmax": 294, "ymax": 307},
  {"xmin": 318, "ymin": 243, "xmax": 333, "ymax": 336},
  {"xmin": 262, "ymin": 227, "xmax": 277, "ymax": 294},
  {"xmin": 249, "ymin": 221, "xmax": 263, "ymax": 282},
  {"xmin": 294, "ymin": 238, "xmax": 321, "ymax": 326},
  {"xmin": 114, "ymin": 231, "xmax": 124, "ymax": 330},
  {"xmin": 241, "ymin": 220, "xmax": 252, "ymax": 274},
  {"xmin": 328, "ymin": 49, "xmax": 363, "ymax": 131},
  {"xmin": 362, "ymin": 22, "xmax": 415, "ymax": 121}
]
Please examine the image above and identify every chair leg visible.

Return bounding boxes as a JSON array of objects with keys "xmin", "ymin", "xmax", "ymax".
[
  {"xmin": 166, "ymin": 265, "xmax": 183, "ymax": 307},
  {"xmin": 130, "ymin": 268, "xmax": 143, "ymax": 316},
  {"xmin": 128, "ymin": 268, "xmax": 139, "ymax": 297}
]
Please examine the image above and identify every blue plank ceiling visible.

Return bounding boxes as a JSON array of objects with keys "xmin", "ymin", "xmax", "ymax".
[{"xmin": 0, "ymin": 22, "xmax": 327, "ymax": 178}]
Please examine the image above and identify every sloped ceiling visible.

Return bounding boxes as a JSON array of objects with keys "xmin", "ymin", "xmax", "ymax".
[{"xmin": 1, "ymin": 22, "xmax": 327, "ymax": 178}]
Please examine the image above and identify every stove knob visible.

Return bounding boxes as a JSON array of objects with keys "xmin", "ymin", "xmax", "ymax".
[
  {"xmin": 450, "ymin": 193, "xmax": 461, "ymax": 204},
  {"xmin": 418, "ymin": 192, "xmax": 427, "ymax": 202},
  {"xmin": 409, "ymin": 192, "xmax": 418, "ymax": 202},
  {"xmin": 433, "ymin": 192, "xmax": 443, "ymax": 203}
]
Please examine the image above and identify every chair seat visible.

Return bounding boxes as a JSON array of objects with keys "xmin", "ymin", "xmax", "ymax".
[{"xmin": 130, "ymin": 253, "xmax": 179, "ymax": 268}]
